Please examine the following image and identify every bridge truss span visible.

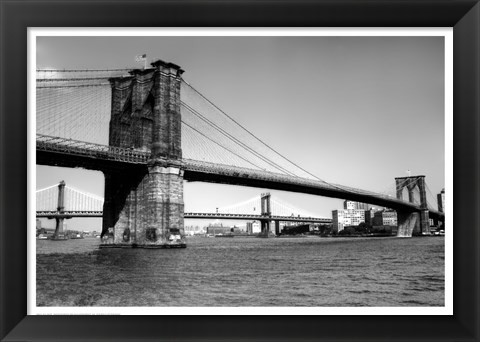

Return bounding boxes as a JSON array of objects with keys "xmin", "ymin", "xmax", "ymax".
[
  {"xmin": 36, "ymin": 210, "xmax": 103, "ymax": 218},
  {"xmin": 36, "ymin": 134, "xmax": 150, "ymax": 168},
  {"xmin": 181, "ymin": 159, "xmax": 437, "ymax": 215},
  {"xmin": 35, "ymin": 135, "xmax": 443, "ymax": 218},
  {"xmin": 184, "ymin": 212, "xmax": 331, "ymax": 223}
]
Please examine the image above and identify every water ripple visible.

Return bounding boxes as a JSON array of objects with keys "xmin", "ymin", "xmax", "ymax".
[{"xmin": 36, "ymin": 236, "xmax": 445, "ymax": 307}]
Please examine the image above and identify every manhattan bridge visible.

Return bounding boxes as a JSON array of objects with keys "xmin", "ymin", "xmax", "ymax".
[{"xmin": 35, "ymin": 60, "xmax": 444, "ymax": 248}]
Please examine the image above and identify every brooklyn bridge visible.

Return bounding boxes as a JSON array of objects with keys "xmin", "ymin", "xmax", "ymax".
[{"xmin": 36, "ymin": 60, "xmax": 444, "ymax": 248}]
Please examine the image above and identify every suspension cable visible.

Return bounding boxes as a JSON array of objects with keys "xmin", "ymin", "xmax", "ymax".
[
  {"xmin": 181, "ymin": 101, "xmax": 299, "ymax": 178},
  {"xmin": 181, "ymin": 80, "xmax": 332, "ymax": 184}
]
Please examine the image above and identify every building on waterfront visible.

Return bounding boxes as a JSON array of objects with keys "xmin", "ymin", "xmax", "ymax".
[
  {"xmin": 184, "ymin": 225, "xmax": 206, "ymax": 236},
  {"xmin": 372, "ymin": 209, "xmax": 397, "ymax": 226},
  {"xmin": 332, "ymin": 210, "xmax": 343, "ymax": 232},
  {"xmin": 343, "ymin": 200, "xmax": 370, "ymax": 210},
  {"xmin": 246, "ymin": 222, "xmax": 261, "ymax": 234},
  {"xmin": 36, "ymin": 227, "xmax": 55, "ymax": 237},
  {"xmin": 333, "ymin": 201, "xmax": 389, "ymax": 232},
  {"xmin": 332, "ymin": 205, "xmax": 366, "ymax": 233},
  {"xmin": 206, "ymin": 224, "xmax": 242, "ymax": 236},
  {"xmin": 364, "ymin": 208, "xmax": 380, "ymax": 226},
  {"xmin": 246, "ymin": 222, "xmax": 253, "ymax": 234},
  {"xmin": 437, "ymin": 188, "xmax": 445, "ymax": 213},
  {"xmin": 206, "ymin": 224, "xmax": 229, "ymax": 235}
]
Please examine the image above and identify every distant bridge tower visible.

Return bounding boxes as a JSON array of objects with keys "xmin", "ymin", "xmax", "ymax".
[
  {"xmin": 53, "ymin": 180, "xmax": 67, "ymax": 240},
  {"xmin": 260, "ymin": 193, "xmax": 272, "ymax": 236},
  {"xmin": 395, "ymin": 175, "xmax": 430, "ymax": 236},
  {"xmin": 437, "ymin": 188, "xmax": 445, "ymax": 213},
  {"xmin": 101, "ymin": 60, "xmax": 186, "ymax": 248},
  {"xmin": 260, "ymin": 192, "xmax": 271, "ymax": 216}
]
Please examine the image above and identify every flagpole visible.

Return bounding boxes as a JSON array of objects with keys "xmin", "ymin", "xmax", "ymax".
[{"xmin": 135, "ymin": 54, "xmax": 147, "ymax": 69}]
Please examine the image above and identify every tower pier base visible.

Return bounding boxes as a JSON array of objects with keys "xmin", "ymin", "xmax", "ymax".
[{"xmin": 101, "ymin": 163, "xmax": 186, "ymax": 248}]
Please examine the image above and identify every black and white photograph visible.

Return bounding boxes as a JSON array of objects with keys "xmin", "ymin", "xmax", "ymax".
[{"xmin": 32, "ymin": 29, "xmax": 450, "ymax": 312}]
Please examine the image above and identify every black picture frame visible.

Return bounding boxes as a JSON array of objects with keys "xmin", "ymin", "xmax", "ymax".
[{"xmin": 1, "ymin": 1, "xmax": 479, "ymax": 341}]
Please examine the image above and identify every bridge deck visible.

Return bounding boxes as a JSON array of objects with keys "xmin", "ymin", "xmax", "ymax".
[
  {"xmin": 36, "ymin": 135, "xmax": 444, "ymax": 220},
  {"xmin": 36, "ymin": 211, "xmax": 332, "ymax": 222}
]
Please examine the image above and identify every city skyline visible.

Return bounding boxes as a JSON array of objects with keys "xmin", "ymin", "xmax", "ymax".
[{"xmin": 35, "ymin": 35, "xmax": 446, "ymax": 230}]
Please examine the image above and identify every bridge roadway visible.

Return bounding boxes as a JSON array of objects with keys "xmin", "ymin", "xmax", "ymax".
[
  {"xmin": 36, "ymin": 211, "xmax": 332, "ymax": 223},
  {"xmin": 36, "ymin": 135, "xmax": 444, "ymax": 221}
]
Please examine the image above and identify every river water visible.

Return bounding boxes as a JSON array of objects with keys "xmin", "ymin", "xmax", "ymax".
[{"xmin": 36, "ymin": 236, "xmax": 444, "ymax": 307}]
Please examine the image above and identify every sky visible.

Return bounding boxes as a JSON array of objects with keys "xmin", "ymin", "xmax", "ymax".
[{"xmin": 35, "ymin": 35, "xmax": 446, "ymax": 231}]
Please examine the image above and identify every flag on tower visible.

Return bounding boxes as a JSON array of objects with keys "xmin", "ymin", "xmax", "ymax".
[
  {"xmin": 135, "ymin": 54, "xmax": 147, "ymax": 69},
  {"xmin": 135, "ymin": 54, "xmax": 147, "ymax": 62}
]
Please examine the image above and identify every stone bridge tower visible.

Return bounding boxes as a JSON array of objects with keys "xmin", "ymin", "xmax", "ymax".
[
  {"xmin": 395, "ymin": 175, "xmax": 430, "ymax": 236},
  {"xmin": 101, "ymin": 60, "xmax": 186, "ymax": 248}
]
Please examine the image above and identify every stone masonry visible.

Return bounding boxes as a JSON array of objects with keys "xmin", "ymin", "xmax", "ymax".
[
  {"xmin": 101, "ymin": 60, "xmax": 186, "ymax": 248},
  {"xmin": 395, "ymin": 175, "xmax": 430, "ymax": 236}
]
